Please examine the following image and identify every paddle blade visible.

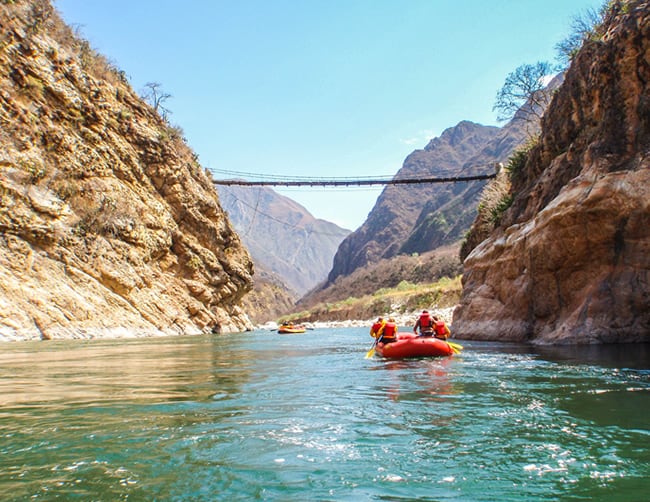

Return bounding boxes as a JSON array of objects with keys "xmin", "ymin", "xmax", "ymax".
[
  {"xmin": 447, "ymin": 341, "xmax": 463, "ymax": 354},
  {"xmin": 365, "ymin": 347, "xmax": 376, "ymax": 359}
]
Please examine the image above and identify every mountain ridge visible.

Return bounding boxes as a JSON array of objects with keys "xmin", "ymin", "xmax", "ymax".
[
  {"xmin": 310, "ymin": 116, "xmax": 529, "ymax": 298},
  {"xmin": 216, "ymin": 184, "xmax": 350, "ymax": 297}
]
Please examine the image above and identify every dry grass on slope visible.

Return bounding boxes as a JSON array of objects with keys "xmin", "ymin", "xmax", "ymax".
[
  {"xmin": 284, "ymin": 275, "xmax": 462, "ymax": 324},
  {"xmin": 298, "ymin": 244, "xmax": 462, "ymax": 310},
  {"xmin": 287, "ymin": 245, "xmax": 463, "ymax": 323},
  {"xmin": 460, "ymin": 146, "xmax": 531, "ymax": 260}
]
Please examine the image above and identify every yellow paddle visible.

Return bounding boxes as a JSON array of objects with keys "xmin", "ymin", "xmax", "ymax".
[
  {"xmin": 447, "ymin": 341, "xmax": 463, "ymax": 354},
  {"xmin": 365, "ymin": 335, "xmax": 383, "ymax": 359}
]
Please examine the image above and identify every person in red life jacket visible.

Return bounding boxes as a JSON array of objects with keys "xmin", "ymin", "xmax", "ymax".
[
  {"xmin": 432, "ymin": 315, "xmax": 451, "ymax": 340},
  {"xmin": 369, "ymin": 317, "xmax": 385, "ymax": 339},
  {"xmin": 380, "ymin": 317, "xmax": 398, "ymax": 344},
  {"xmin": 413, "ymin": 310, "xmax": 434, "ymax": 336}
]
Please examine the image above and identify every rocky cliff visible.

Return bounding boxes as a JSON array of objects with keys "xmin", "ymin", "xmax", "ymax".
[
  {"xmin": 238, "ymin": 266, "xmax": 296, "ymax": 324},
  {"xmin": 216, "ymin": 185, "xmax": 350, "ymax": 296},
  {"xmin": 0, "ymin": 1, "xmax": 254, "ymax": 340},
  {"xmin": 454, "ymin": 0, "xmax": 650, "ymax": 344}
]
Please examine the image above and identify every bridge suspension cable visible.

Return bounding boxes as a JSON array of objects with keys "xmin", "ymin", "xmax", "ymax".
[{"xmin": 211, "ymin": 169, "xmax": 497, "ymax": 187}]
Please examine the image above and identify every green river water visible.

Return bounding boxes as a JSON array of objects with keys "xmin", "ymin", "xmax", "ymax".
[{"xmin": 0, "ymin": 327, "xmax": 648, "ymax": 501}]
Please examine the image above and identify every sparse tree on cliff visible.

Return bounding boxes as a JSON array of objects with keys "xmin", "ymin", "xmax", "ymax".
[
  {"xmin": 142, "ymin": 82, "xmax": 172, "ymax": 121},
  {"xmin": 555, "ymin": 6, "xmax": 607, "ymax": 67},
  {"xmin": 493, "ymin": 61, "xmax": 554, "ymax": 124}
]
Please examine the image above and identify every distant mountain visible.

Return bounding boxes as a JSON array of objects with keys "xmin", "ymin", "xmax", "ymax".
[
  {"xmin": 322, "ymin": 119, "xmax": 529, "ymax": 288},
  {"xmin": 216, "ymin": 185, "xmax": 350, "ymax": 296}
]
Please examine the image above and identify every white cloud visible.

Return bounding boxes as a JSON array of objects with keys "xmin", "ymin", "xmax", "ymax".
[{"xmin": 399, "ymin": 129, "xmax": 438, "ymax": 147}]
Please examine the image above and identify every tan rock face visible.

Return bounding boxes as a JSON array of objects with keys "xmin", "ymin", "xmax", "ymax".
[
  {"xmin": 454, "ymin": 1, "xmax": 650, "ymax": 344},
  {"xmin": 0, "ymin": 3, "xmax": 253, "ymax": 340}
]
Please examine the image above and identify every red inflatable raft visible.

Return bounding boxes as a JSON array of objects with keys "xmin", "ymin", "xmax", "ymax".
[{"xmin": 376, "ymin": 332, "xmax": 455, "ymax": 359}]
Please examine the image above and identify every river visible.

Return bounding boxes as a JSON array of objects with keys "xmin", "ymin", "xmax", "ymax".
[{"xmin": 0, "ymin": 328, "xmax": 648, "ymax": 501}]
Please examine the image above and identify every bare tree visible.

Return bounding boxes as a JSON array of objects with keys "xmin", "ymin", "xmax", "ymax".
[
  {"xmin": 555, "ymin": 7, "xmax": 605, "ymax": 67},
  {"xmin": 493, "ymin": 61, "xmax": 554, "ymax": 124},
  {"xmin": 142, "ymin": 82, "xmax": 172, "ymax": 121}
]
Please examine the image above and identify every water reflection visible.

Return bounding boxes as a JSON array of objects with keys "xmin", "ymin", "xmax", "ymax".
[
  {"xmin": 0, "ymin": 336, "xmax": 244, "ymax": 409},
  {"xmin": 371, "ymin": 356, "xmax": 460, "ymax": 403}
]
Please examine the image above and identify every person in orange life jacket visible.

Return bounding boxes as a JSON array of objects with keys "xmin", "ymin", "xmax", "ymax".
[
  {"xmin": 432, "ymin": 315, "xmax": 451, "ymax": 340},
  {"xmin": 413, "ymin": 310, "xmax": 435, "ymax": 336},
  {"xmin": 369, "ymin": 317, "xmax": 385, "ymax": 339},
  {"xmin": 379, "ymin": 317, "xmax": 398, "ymax": 343}
]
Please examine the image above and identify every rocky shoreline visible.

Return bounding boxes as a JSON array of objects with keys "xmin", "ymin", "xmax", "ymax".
[
  {"xmin": 256, "ymin": 306, "xmax": 456, "ymax": 332},
  {"xmin": 0, "ymin": 307, "xmax": 456, "ymax": 342}
]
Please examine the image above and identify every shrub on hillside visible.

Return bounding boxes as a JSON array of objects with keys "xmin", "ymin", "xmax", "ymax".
[{"xmin": 460, "ymin": 141, "xmax": 537, "ymax": 261}]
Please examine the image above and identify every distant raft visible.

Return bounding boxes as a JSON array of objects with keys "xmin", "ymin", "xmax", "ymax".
[
  {"xmin": 278, "ymin": 322, "xmax": 307, "ymax": 334},
  {"xmin": 375, "ymin": 332, "xmax": 455, "ymax": 359}
]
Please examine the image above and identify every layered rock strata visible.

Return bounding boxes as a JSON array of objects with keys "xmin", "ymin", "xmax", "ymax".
[{"xmin": 0, "ymin": 2, "xmax": 253, "ymax": 340}]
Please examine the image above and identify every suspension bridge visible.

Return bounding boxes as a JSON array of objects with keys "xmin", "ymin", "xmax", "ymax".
[{"xmin": 211, "ymin": 169, "xmax": 498, "ymax": 187}]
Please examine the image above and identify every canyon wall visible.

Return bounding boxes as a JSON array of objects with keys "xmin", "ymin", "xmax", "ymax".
[
  {"xmin": 454, "ymin": 1, "xmax": 650, "ymax": 344},
  {"xmin": 0, "ymin": 1, "xmax": 254, "ymax": 340}
]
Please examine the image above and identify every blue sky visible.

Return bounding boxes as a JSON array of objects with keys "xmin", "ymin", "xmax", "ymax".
[{"xmin": 54, "ymin": 0, "xmax": 605, "ymax": 230}]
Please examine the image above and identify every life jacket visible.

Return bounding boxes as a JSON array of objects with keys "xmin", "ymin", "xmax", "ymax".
[
  {"xmin": 370, "ymin": 321, "xmax": 385, "ymax": 338},
  {"xmin": 382, "ymin": 321, "xmax": 397, "ymax": 339},
  {"xmin": 418, "ymin": 312, "xmax": 433, "ymax": 332},
  {"xmin": 434, "ymin": 320, "xmax": 448, "ymax": 338}
]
